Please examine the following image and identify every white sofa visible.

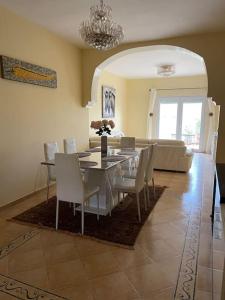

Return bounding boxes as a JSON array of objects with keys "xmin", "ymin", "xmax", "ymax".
[{"xmin": 89, "ymin": 137, "xmax": 193, "ymax": 172}]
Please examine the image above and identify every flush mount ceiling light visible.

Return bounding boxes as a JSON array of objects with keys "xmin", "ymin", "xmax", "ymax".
[
  {"xmin": 157, "ymin": 64, "xmax": 175, "ymax": 77},
  {"xmin": 79, "ymin": 0, "xmax": 124, "ymax": 51}
]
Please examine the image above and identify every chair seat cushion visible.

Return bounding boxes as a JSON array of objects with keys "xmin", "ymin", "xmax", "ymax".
[{"xmin": 113, "ymin": 177, "xmax": 136, "ymax": 193}]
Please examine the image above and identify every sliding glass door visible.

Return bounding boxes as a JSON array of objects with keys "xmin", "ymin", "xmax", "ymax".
[{"xmin": 156, "ymin": 96, "xmax": 205, "ymax": 151}]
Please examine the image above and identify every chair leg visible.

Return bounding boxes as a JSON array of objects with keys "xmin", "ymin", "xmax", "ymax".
[
  {"xmin": 136, "ymin": 193, "xmax": 141, "ymax": 222},
  {"xmin": 56, "ymin": 199, "xmax": 59, "ymax": 230},
  {"xmin": 143, "ymin": 186, "xmax": 147, "ymax": 211},
  {"xmin": 97, "ymin": 193, "xmax": 100, "ymax": 221},
  {"xmin": 109, "ymin": 192, "xmax": 112, "ymax": 217},
  {"xmin": 106, "ymin": 172, "xmax": 112, "ymax": 216},
  {"xmin": 46, "ymin": 178, "xmax": 50, "ymax": 202},
  {"xmin": 73, "ymin": 203, "xmax": 76, "ymax": 216},
  {"xmin": 81, "ymin": 203, "xmax": 84, "ymax": 235},
  {"xmin": 152, "ymin": 177, "xmax": 155, "ymax": 199},
  {"xmin": 118, "ymin": 192, "xmax": 120, "ymax": 204},
  {"xmin": 146, "ymin": 183, "xmax": 150, "ymax": 206}
]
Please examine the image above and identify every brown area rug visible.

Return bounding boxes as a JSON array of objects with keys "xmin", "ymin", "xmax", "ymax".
[{"xmin": 12, "ymin": 186, "xmax": 166, "ymax": 248}]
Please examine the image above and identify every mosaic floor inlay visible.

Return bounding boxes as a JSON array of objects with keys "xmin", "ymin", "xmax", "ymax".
[
  {"xmin": 0, "ymin": 229, "xmax": 39, "ymax": 260},
  {"xmin": 0, "ymin": 274, "xmax": 68, "ymax": 300}
]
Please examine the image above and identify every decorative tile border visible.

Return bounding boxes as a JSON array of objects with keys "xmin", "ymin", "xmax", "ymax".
[
  {"xmin": 0, "ymin": 274, "xmax": 68, "ymax": 300},
  {"xmin": 0, "ymin": 230, "xmax": 69, "ymax": 299},
  {"xmin": 0, "ymin": 229, "xmax": 39, "ymax": 259},
  {"xmin": 174, "ymin": 206, "xmax": 201, "ymax": 299}
]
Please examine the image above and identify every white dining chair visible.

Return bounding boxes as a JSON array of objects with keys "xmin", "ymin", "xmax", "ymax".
[
  {"xmin": 120, "ymin": 137, "xmax": 135, "ymax": 149},
  {"xmin": 55, "ymin": 153, "xmax": 100, "ymax": 235},
  {"xmin": 113, "ymin": 148, "xmax": 149, "ymax": 222},
  {"xmin": 64, "ymin": 138, "xmax": 77, "ymax": 154},
  {"xmin": 44, "ymin": 142, "xmax": 59, "ymax": 201},
  {"xmin": 145, "ymin": 144, "xmax": 157, "ymax": 203},
  {"xmin": 123, "ymin": 144, "xmax": 157, "ymax": 205}
]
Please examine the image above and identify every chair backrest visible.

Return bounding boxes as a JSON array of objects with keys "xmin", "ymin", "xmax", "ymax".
[
  {"xmin": 121, "ymin": 137, "xmax": 135, "ymax": 149},
  {"xmin": 145, "ymin": 143, "xmax": 157, "ymax": 183},
  {"xmin": 64, "ymin": 138, "xmax": 77, "ymax": 154},
  {"xmin": 55, "ymin": 153, "xmax": 84, "ymax": 204},
  {"xmin": 135, "ymin": 147, "xmax": 149, "ymax": 192},
  {"xmin": 44, "ymin": 142, "xmax": 59, "ymax": 180}
]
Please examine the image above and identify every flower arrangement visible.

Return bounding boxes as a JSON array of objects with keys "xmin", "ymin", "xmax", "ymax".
[{"xmin": 90, "ymin": 119, "xmax": 115, "ymax": 136}]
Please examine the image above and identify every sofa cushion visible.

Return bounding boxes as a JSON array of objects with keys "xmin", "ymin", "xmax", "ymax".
[{"xmin": 149, "ymin": 139, "xmax": 185, "ymax": 146}]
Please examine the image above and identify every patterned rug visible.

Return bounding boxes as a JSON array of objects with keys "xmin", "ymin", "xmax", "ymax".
[{"xmin": 12, "ymin": 186, "xmax": 166, "ymax": 247}]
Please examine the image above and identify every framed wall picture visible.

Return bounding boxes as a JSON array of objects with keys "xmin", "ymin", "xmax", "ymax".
[
  {"xmin": 0, "ymin": 55, "xmax": 57, "ymax": 88},
  {"xmin": 102, "ymin": 86, "xmax": 115, "ymax": 118}
]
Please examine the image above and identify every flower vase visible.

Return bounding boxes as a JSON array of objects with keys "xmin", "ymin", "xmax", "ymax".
[{"xmin": 101, "ymin": 135, "xmax": 108, "ymax": 157}]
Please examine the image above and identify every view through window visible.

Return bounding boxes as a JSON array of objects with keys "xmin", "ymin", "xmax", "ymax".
[{"xmin": 158, "ymin": 96, "xmax": 204, "ymax": 151}]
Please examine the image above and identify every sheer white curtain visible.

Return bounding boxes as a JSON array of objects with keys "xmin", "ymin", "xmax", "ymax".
[
  {"xmin": 146, "ymin": 89, "xmax": 157, "ymax": 139},
  {"xmin": 206, "ymin": 97, "xmax": 220, "ymax": 154}
]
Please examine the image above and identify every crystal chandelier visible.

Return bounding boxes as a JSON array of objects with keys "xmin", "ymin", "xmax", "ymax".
[{"xmin": 79, "ymin": 0, "xmax": 124, "ymax": 51}]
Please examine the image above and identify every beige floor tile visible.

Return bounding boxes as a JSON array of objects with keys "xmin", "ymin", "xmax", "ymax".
[
  {"xmin": 0, "ymin": 292, "xmax": 17, "ymax": 300},
  {"xmin": 213, "ymin": 238, "xmax": 225, "ymax": 252},
  {"xmin": 199, "ymin": 233, "xmax": 213, "ymax": 250},
  {"xmin": 76, "ymin": 237, "xmax": 112, "ymax": 258},
  {"xmin": 12, "ymin": 233, "xmax": 42, "ymax": 254},
  {"xmin": 8, "ymin": 248, "xmax": 45, "ymax": 273},
  {"xmin": 198, "ymin": 246, "xmax": 213, "ymax": 268},
  {"xmin": 148, "ymin": 209, "xmax": 188, "ymax": 225},
  {"xmin": 124, "ymin": 262, "xmax": 175, "ymax": 297},
  {"xmin": 58, "ymin": 283, "xmax": 94, "ymax": 300},
  {"xmin": 138, "ymin": 239, "xmax": 181, "ymax": 262},
  {"xmin": 213, "ymin": 269, "xmax": 223, "ymax": 295},
  {"xmin": 43, "ymin": 241, "xmax": 80, "ymax": 266},
  {"xmin": 213, "ymin": 250, "xmax": 225, "ymax": 270},
  {"xmin": 40, "ymin": 229, "xmax": 78, "ymax": 249},
  {"xmin": 9, "ymin": 267, "xmax": 49, "ymax": 289},
  {"xmin": 82, "ymin": 251, "xmax": 120, "ymax": 279},
  {"xmin": 195, "ymin": 289, "xmax": 212, "ymax": 300},
  {"xmin": 0, "ymin": 257, "xmax": 8, "ymax": 274},
  {"xmin": 196, "ymin": 266, "xmax": 212, "ymax": 292},
  {"xmin": 141, "ymin": 286, "xmax": 175, "ymax": 300},
  {"xmin": 155, "ymin": 255, "xmax": 181, "ymax": 284},
  {"xmin": 90, "ymin": 271, "xmax": 140, "ymax": 300},
  {"xmin": 111, "ymin": 244, "xmax": 153, "ymax": 270},
  {"xmin": 47, "ymin": 258, "xmax": 88, "ymax": 290}
]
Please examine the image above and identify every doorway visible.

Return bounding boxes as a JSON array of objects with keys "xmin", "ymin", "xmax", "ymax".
[{"xmin": 156, "ymin": 96, "xmax": 206, "ymax": 151}]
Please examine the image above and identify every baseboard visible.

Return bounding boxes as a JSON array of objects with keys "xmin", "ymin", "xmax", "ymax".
[{"xmin": 0, "ymin": 183, "xmax": 55, "ymax": 210}]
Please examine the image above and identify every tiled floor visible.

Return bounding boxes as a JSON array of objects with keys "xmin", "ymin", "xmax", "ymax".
[{"xmin": 0, "ymin": 153, "xmax": 223, "ymax": 299}]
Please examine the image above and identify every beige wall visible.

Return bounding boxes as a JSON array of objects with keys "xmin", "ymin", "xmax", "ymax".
[
  {"xmin": 81, "ymin": 32, "xmax": 225, "ymax": 163},
  {"xmin": 0, "ymin": 6, "xmax": 89, "ymax": 206},
  {"xmin": 126, "ymin": 75, "xmax": 207, "ymax": 137},
  {"xmin": 89, "ymin": 70, "xmax": 127, "ymax": 136}
]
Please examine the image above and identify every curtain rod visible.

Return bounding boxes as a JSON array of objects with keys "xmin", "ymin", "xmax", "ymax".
[{"xmin": 149, "ymin": 87, "xmax": 207, "ymax": 91}]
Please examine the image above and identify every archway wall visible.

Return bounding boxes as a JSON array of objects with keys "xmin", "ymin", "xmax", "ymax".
[{"xmin": 81, "ymin": 32, "xmax": 225, "ymax": 163}]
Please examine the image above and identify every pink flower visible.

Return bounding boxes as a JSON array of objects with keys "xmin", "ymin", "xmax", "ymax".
[
  {"xmin": 90, "ymin": 121, "xmax": 96, "ymax": 129},
  {"xmin": 102, "ymin": 119, "xmax": 109, "ymax": 126},
  {"xmin": 109, "ymin": 120, "xmax": 115, "ymax": 129},
  {"xmin": 96, "ymin": 121, "xmax": 103, "ymax": 129}
]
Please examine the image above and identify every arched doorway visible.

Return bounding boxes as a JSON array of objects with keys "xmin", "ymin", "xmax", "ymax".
[{"xmin": 89, "ymin": 45, "xmax": 219, "ymax": 154}]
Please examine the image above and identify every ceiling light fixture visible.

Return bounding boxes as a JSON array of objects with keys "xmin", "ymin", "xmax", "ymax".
[
  {"xmin": 79, "ymin": 0, "xmax": 124, "ymax": 51},
  {"xmin": 157, "ymin": 64, "xmax": 175, "ymax": 77}
]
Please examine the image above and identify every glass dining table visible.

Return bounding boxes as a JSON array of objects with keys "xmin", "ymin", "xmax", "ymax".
[{"xmin": 41, "ymin": 148, "xmax": 140, "ymax": 216}]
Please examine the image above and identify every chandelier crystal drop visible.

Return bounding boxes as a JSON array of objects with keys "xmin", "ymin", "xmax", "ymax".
[{"xmin": 79, "ymin": 0, "xmax": 124, "ymax": 51}]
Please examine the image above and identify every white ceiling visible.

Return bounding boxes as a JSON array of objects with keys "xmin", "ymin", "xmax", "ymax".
[
  {"xmin": 0, "ymin": 0, "xmax": 225, "ymax": 47},
  {"xmin": 104, "ymin": 48, "xmax": 206, "ymax": 78}
]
